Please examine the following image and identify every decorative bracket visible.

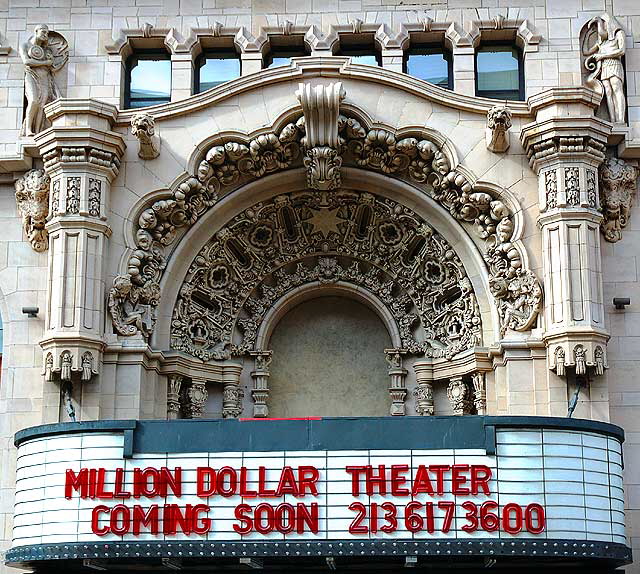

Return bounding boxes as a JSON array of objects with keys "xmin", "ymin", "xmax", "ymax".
[
  {"xmin": 14, "ymin": 169, "xmax": 50, "ymax": 252},
  {"xmin": 295, "ymin": 82, "xmax": 345, "ymax": 190},
  {"xmin": 486, "ymin": 105, "xmax": 512, "ymax": 153},
  {"xmin": 131, "ymin": 113, "xmax": 160, "ymax": 160}
]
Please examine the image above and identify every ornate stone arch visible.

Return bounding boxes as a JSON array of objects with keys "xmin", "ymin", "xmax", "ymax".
[{"xmin": 108, "ymin": 82, "xmax": 542, "ymax": 350}]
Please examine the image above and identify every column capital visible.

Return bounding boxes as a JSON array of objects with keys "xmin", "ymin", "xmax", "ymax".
[{"xmin": 35, "ymin": 99, "xmax": 126, "ymax": 181}]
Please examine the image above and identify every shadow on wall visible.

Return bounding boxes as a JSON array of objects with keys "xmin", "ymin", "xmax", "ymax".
[{"xmin": 267, "ymin": 296, "xmax": 391, "ymax": 418}]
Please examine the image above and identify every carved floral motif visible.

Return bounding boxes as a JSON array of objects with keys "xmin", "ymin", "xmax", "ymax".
[
  {"xmin": 599, "ymin": 156, "xmax": 638, "ymax": 242},
  {"xmin": 171, "ymin": 190, "xmax": 482, "ymax": 361},
  {"xmin": 14, "ymin": 169, "xmax": 51, "ymax": 252},
  {"xmin": 109, "ymin": 112, "xmax": 542, "ymax": 341}
]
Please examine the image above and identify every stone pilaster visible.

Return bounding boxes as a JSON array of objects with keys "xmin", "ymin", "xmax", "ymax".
[
  {"xmin": 413, "ymin": 361, "xmax": 434, "ymax": 416},
  {"xmin": 250, "ymin": 351, "xmax": 272, "ymax": 418},
  {"xmin": 35, "ymin": 100, "xmax": 125, "ymax": 392},
  {"xmin": 222, "ymin": 363, "xmax": 244, "ymax": 418},
  {"xmin": 167, "ymin": 375, "xmax": 183, "ymax": 420},
  {"xmin": 385, "ymin": 349, "xmax": 407, "ymax": 416},
  {"xmin": 472, "ymin": 372, "xmax": 486, "ymax": 415},
  {"xmin": 182, "ymin": 379, "xmax": 208, "ymax": 419},
  {"xmin": 521, "ymin": 88, "xmax": 611, "ymax": 378}
]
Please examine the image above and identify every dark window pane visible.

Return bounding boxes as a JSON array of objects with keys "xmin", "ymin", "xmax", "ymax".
[
  {"xmin": 407, "ymin": 52, "xmax": 450, "ymax": 87},
  {"xmin": 350, "ymin": 54, "xmax": 378, "ymax": 66},
  {"xmin": 476, "ymin": 46, "xmax": 522, "ymax": 100},
  {"xmin": 129, "ymin": 58, "xmax": 171, "ymax": 107},
  {"xmin": 197, "ymin": 57, "xmax": 240, "ymax": 92}
]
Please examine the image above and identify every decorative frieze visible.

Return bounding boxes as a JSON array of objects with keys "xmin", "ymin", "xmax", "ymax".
[
  {"xmin": 110, "ymin": 107, "xmax": 541, "ymax": 343},
  {"xmin": 169, "ymin": 191, "xmax": 483, "ymax": 362},
  {"xmin": 14, "ymin": 169, "xmax": 50, "ymax": 252}
]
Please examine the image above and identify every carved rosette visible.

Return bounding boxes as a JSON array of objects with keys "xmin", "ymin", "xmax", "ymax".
[
  {"xmin": 599, "ymin": 157, "xmax": 638, "ymax": 243},
  {"xmin": 14, "ymin": 169, "xmax": 51, "ymax": 252},
  {"xmin": 110, "ymin": 112, "xmax": 541, "ymax": 342}
]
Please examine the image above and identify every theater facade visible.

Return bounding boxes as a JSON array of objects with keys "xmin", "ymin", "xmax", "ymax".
[{"xmin": 0, "ymin": 1, "xmax": 639, "ymax": 572}]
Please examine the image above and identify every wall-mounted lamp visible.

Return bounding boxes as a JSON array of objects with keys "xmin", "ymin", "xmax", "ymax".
[
  {"xmin": 21, "ymin": 306, "xmax": 39, "ymax": 318},
  {"xmin": 613, "ymin": 297, "xmax": 631, "ymax": 310}
]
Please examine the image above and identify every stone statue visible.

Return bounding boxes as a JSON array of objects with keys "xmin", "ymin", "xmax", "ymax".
[
  {"xmin": 19, "ymin": 24, "xmax": 68, "ymax": 136},
  {"xmin": 582, "ymin": 14, "xmax": 626, "ymax": 124}
]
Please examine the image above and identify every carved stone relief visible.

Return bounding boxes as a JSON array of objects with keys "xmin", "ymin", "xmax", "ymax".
[
  {"xmin": 599, "ymin": 156, "xmax": 638, "ymax": 242},
  {"xmin": 131, "ymin": 113, "xmax": 160, "ymax": 160},
  {"xmin": 447, "ymin": 377, "xmax": 471, "ymax": 416},
  {"xmin": 19, "ymin": 25, "xmax": 68, "ymax": 136},
  {"xmin": 109, "ymin": 103, "xmax": 541, "ymax": 342},
  {"xmin": 581, "ymin": 13, "xmax": 627, "ymax": 124},
  {"xmin": 88, "ymin": 178, "xmax": 101, "ymax": 217},
  {"xmin": 66, "ymin": 177, "xmax": 80, "ymax": 214},
  {"xmin": 42, "ymin": 349, "xmax": 97, "ymax": 382},
  {"xmin": 14, "ymin": 169, "xmax": 51, "ymax": 252},
  {"xmin": 485, "ymin": 105, "xmax": 512, "ymax": 153},
  {"xmin": 170, "ymin": 190, "xmax": 483, "ymax": 362}
]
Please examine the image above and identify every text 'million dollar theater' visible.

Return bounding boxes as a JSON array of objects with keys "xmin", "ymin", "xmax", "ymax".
[{"xmin": 1, "ymin": 0, "xmax": 640, "ymax": 572}]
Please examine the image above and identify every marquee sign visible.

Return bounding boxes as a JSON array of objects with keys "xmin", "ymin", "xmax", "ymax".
[{"xmin": 7, "ymin": 417, "xmax": 632, "ymax": 568}]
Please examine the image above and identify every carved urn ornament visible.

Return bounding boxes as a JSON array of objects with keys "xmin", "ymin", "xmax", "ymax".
[
  {"xmin": 19, "ymin": 24, "xmax": 68, "ymax": 136},
  {"xmin": 14, "ymin": 169, "xmax": 50, "ymax": 252},
  {"xmin": 582, "ymin": 13, "xmax": 627, "ymax": 124}
]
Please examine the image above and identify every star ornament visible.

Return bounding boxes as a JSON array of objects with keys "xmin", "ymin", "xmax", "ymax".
[{"xmin": 307, "ymin": 207, "xmax": 342, "ymax": 238}]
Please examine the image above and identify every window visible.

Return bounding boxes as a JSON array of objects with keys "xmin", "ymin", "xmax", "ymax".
[
  {"xmin": 475, "ymin": 45, "xmax": 524, "ymax": 101},
  {"xmin": 195, "ymin": 51, "xmax": 241, "ymax": 93},
  {"xmin": 338, "ymin": 45, "xmax": 381, "ymax": 67},
  {"xmin": 266, "ymin": 47, "xmax": 308, "ymax": 68},
  {"xmin": 405, "ymin": 47, "xmax": 452, "ymax": 89},
  {"xmin": 125, "ymin": 50, "xmax": 171, "ymax": 109}
]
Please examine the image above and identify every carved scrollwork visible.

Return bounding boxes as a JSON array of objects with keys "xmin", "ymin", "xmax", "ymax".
[
  {"xmin": 171, "ymin": 190, "xmax": 483, "ymax": 361},
  {"xmin": 109, "ymin": 112, "xmax": 542, "ymax": 341},
  {"xmin": 14, "ymin": 169, "xmax": 51, "ymax": 252},
  {"xmin": 599, "ymin": 156, "xmax": 638, "ymax": 242}
]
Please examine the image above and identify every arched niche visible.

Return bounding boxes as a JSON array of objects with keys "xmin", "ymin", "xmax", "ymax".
[{"xmin": 266, "ymin": 293, "xmax": 393, "ymax": 418}]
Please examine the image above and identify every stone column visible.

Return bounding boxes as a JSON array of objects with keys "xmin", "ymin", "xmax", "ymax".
[
  {"xmin": 521, "ymin": 88, "xmax": 611, "ymax": 379},
  {"xmin": 34, "ymin": 100, "xmax": 125, "ymax": 403},
  {"xmin": 222, "ymin": 363, "xmax": 244, "ymax": 418},
  {"xmin": 385, "ymin": 349, "xmax": 407, "ymax": 415},
  {"xmin": 447, "ymin": 376, "xmax": 472, "ymax": 416},
  {"xmin": 250, "ymin": 351, "xmax": 272, "ymax": 418},
  {"xmin": 472, "ymin": 372, "xmax": 487, "ymax": 415},
  {"xmin": 413, "ymin": 360, "xmax": 434, "ymax": 416},
  {"xmin": 182, "ymin": 378, "xmax": 208, "ymax": 419},
  {"xmin": 167, "ymin": 375, "xmax": 183, "ymax": 420}
]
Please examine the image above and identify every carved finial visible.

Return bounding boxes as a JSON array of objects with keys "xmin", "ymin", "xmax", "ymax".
[
  {"xmin": 131, "ymin": 113, "xmax": 160, "ymax": 160},
  {"xmin": 599, "ymin": 156, "xmax": 638, "ymax": 242},
  {"xmin": 15, "ymin": 168, "xmax": 51, "ymax": 252},
  {"xmin": 296, "ymin": 82, "xmax": 346, "ymax": 191},
  {"xmin": 486, "ymin": 105, "xmax": 512, "ymax": 153}
]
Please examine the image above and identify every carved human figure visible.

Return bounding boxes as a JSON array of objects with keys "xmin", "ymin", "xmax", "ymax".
[
  {"xmin": 19, "ymin": 25, "xmax": 68, "ymax": 136},
  {"xmin": 582, "ymin": 14, "xmax": 627, "ymax": 124}
]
